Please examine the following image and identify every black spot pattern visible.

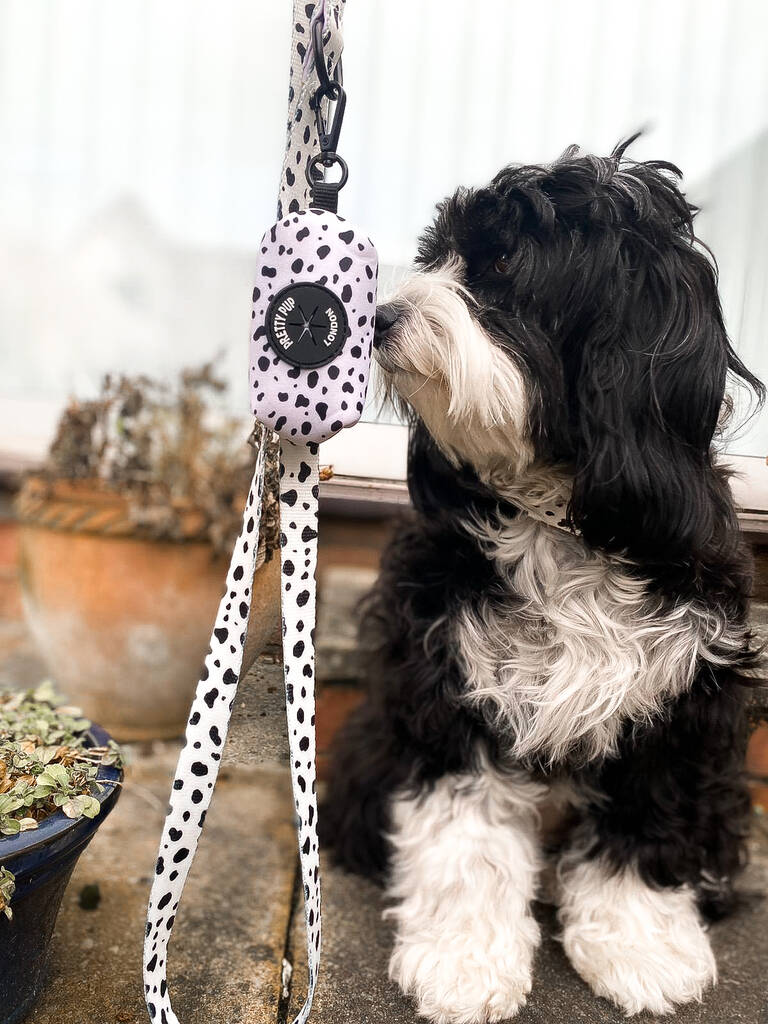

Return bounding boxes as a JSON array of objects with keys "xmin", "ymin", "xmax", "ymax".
[
  {"xmin": 144, "ymin": 436, "xmax": 325, "ymax": 1018},
  {"xmin": 143, "ymin": 433, "xmax": 277, "ymax": 1015},
  {"xmin": 146, "ymin": 8, "xmax": 349, "ymax": 1015},
  {"xmin": 275, "ymin": 441, "xmax": 321, "ymax": 999},
  {"xmin": 248, "ymin": 208, "xmax": 377, "ymax": 443}
]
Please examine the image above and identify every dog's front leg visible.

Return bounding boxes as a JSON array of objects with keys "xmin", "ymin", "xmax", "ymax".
[
  {"xmin": 385, "ymin": 767, "xmax": 545, "ymax": 1024},
  {"xmin": 556, "ymin": 683, "xmax": 749, "ymax": 1016},
  {"xmin": 558, "ymin": 848, "xmax": 717, "ymax": 1017}
]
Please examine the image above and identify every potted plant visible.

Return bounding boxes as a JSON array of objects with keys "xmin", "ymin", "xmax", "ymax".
[
  {"xmin": 15, "ymin": 364, "xmax": 280, "ymax": 740},
  {"xmin": 0, "ymin": 682, "xmax": 123, "ymax": 1024}
]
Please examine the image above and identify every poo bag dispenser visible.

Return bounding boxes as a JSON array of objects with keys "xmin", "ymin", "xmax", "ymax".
[{"xmin": 249, "ymin": 208, "xmax": 378, "ymax": 443}]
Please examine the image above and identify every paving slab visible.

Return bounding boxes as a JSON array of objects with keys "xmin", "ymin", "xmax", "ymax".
[
  {"xmin": 285, "ymin": 851, "xmax": 414, "ymax": 1024},
  {"xmin": 225, "ymin": 652, "xmax": 292, "ymax": 768},
  {"xmin": 286, "ymin": 822, "xmax": 768, "ymax": 1024},
  {"xmin": 26, "ymin": 745, "xmax": 297, "ymax": 1024}
]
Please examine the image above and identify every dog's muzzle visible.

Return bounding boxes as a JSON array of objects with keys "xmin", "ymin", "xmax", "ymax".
[{"xmin": 373, "ymin": 302, "xmax": 403, "ymax": 349}]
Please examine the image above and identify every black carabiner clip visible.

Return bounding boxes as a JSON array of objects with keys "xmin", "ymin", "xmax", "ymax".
[
  {"xmin": 310, "ymin": 17, "xmax": 346, "ymax": 160},
  {"xmin": 308, "ymin": 13, "xmax": 347, "ymax": 211},
  {"xmin": 314, "ymin": 81, "xmax": 346, "ymax": 159}
]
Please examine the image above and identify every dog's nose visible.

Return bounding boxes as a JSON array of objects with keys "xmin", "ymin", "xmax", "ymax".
[{"xmin": 373, "ymin": 303, "xmax": 401, "ymax": 348}]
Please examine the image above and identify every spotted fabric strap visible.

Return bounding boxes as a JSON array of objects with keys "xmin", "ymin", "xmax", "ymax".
[
  {"xmin": 144, "ymin": 2, "xmax": 341, "ymax": 1019},
  {"xmin": 143, "ymin": 435, "xmax": 322, "ymax": 1024},
  {"xmin": 278, "ymin": 0, "xmax": 345, "ymax": 220},
  {"xmin": 143, "ymin": 429, "xmax": 269, "ymax": 1024},
  {"xmin": 506, "ymin": 473, "xmax": 576, "ymax": 534},
  {"xmin": 277, "ymin": 441, "xmax": 322, "ymax": 1015}
]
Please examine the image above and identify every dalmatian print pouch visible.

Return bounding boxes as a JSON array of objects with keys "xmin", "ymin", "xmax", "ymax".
[
  {"xmin": 250, "ymin": 209, "xmax": 378, "ymax": 444},
  {"xmin": 143, "ymin": 4, "xmax": 375, "ymax": 1021}
]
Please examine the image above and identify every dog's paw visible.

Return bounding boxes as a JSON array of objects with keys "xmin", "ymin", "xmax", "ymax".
[
  {"xmin": 559, "ymin": 859, "xmax": 717, "ymax": 1016},
  {"xmin": 388, "ymin": 928, "xmax": 535, "ymax": 1024}
]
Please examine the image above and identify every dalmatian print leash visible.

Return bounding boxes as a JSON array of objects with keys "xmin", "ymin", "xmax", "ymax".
[
  {"xmin": 143, "ymin": 431, "xmax": 269, "ymax": 1024},
  {"xmin": 143, "ymin": 4, "xmax": 346, "ymax": 1022}
]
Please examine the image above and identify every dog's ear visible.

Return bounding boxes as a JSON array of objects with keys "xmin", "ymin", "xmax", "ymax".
[{"xmin": 568, "ymin": 241, "xmax": 762, "ymax": 563}]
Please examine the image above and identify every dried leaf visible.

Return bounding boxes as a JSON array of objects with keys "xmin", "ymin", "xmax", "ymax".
[
  {"xmin": 0, "ymin": 867, "xmax": 15, "ymax": 919},
  {"xmin": 41, "ymin": 364, "xmax": 276, "ymax": 555},
  {"xmin": 61, "ymin": 797, "xmax": 83, "ymax": 818}
]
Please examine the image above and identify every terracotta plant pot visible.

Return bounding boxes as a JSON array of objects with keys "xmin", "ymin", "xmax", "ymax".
[{"xmin": 16, "ymin": 478, "xmax": 279, "ymax": 741}]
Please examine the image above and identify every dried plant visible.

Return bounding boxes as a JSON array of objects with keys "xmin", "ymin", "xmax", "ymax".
[
  {"xmin": 42, "ymin": 361, "xmax": 279, "ymax": 556},
  {"xmin": 0, "ymin": 682, "xmax": 123, "ymax": 919}
]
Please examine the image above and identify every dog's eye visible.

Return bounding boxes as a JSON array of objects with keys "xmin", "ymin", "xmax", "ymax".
[{"xmin": 494, "ymin": 254, "xmax": 512, "ymax": 274}]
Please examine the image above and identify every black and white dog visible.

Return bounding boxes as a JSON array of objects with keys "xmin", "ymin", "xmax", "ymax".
[{"xmin": 322, "ymin": 138, "xmax": 765, "ymax": 1021}]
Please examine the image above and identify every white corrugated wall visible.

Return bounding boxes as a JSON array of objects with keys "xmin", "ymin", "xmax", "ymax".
[{"xmin": 0, "ymin": 0, "xmax": 765, "ymax": 454}]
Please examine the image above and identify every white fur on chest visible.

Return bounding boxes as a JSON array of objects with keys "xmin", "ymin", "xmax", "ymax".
[{"xmin": 454, "ymin": 514, "xmax": 743, "ymax": 765}]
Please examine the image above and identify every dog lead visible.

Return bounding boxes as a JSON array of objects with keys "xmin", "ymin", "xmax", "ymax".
[{"xmin": 142, "ymin": 4, "xmax": 378, "ymax": 1021}]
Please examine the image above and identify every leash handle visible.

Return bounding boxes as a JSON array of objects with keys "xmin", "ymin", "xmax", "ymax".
[
  {"xmin": 143, "ymin": 437, "xmax": 323, "ymax": 1024},
  {"xmin": 279, "ymin": 441, "xmax": 322, "ymax": 1019},
  {"xmin": 143, "ymin": 430, "xmax": 268, "ymax": 1024}
]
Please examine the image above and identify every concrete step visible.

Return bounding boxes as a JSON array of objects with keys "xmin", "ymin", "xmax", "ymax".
[
  {"xmin": 225, "ymin": 652, "xmax": 292, "ymax": 768},
  {"xmin": 285, "ymin": 824, "xmax": 768, "ymax": 1024},
  {"xmin": 23, "ymin": 652, "xmax": 768, "ymax": 1024},
  {"xmin": 27, "ymin": 743, "xmax": 295, "ymax": 1024}
]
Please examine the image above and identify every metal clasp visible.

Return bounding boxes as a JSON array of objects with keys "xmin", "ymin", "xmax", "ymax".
[
  {"xmin": 307, "ymin": 15, "xmax": 347, "ymax": 208},
  {"xmin": 313, "ymin": 78, "xmax": 346, "ymax": 158}
]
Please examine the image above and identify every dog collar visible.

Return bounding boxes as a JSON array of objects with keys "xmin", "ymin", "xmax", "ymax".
[
  {"xmin": 501, "ymin": 470, "xmax": 577, "ymax": 535},
  {"xmin": 514, "ymin": 499, "xmax": 573, "ymax": 533}
]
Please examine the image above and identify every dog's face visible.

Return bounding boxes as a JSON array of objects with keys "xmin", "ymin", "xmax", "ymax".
[{"xmin": 374, "ymin": 138, "xmax": 763, "ymax": 558}]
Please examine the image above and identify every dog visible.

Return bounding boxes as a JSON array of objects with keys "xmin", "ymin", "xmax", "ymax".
[{"xmin": 321, "ymin": 136, "xmax": 765, "ymax": 1021}]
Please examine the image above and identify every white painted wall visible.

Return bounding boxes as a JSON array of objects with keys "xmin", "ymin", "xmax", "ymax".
[{"xmin": 0, "ymin": 0, "xmax": 766, "ymax": 462}]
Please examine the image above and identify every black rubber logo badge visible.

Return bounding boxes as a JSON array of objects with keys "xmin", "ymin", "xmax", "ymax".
[{"xmin": 265, "ymin": 283, "xmax": 349, "ymax": 368}]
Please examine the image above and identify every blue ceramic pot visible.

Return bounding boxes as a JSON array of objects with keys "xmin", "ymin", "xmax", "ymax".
[{"xmin": 0, "ymin": 723, "xmax": 122, "ymax": 1024}]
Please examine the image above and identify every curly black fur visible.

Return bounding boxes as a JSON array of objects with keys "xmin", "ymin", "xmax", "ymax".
[{"xmin": 573, "ymin": 671, "xmax": 753, "ymax": 919}]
